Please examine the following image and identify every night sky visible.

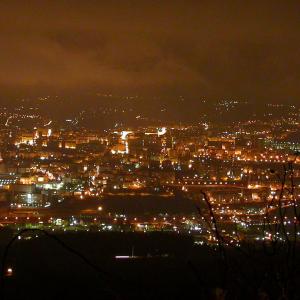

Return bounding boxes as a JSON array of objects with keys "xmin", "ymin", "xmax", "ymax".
[{"xmin": 1, "ymin": 0, "xmax": 300, "ymax": 103}]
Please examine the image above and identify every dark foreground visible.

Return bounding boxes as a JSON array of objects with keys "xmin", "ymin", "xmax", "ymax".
[{"xmin": 0, "ymin": 230, "xmax": 299, "ymax": 300}]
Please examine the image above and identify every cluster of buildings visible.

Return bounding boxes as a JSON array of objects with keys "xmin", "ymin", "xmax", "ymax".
[{"xmin": 0, "ymin": 117, "xmax": 299, "ymax": 241}]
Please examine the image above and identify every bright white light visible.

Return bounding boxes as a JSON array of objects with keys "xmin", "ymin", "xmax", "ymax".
[
  {"xmin": 157, "ymin": 127, "xmax": 167, "ymax": 136},
  {"xmin": 121, "ymin": 131, "xmax": 132, "ymax": 140}
]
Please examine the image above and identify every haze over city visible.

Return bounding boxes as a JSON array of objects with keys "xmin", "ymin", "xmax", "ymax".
[{"xmin": 1, "ymin": 0, "xmax": 300, "ymax": 104}]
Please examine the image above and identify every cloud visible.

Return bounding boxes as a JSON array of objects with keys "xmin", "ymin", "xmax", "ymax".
[{"xmin": 0, "ymin": 0, "xmax": 300, "ymax": 102}]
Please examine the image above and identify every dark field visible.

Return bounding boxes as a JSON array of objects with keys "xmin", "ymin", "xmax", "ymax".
[{"xmin": 0, "ymin": 230, "xmax": 300, "ymax": 299}]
